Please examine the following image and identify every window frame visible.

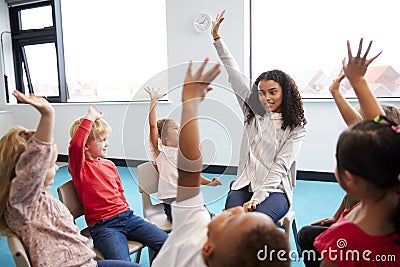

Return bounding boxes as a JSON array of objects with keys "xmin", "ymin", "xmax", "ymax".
[{"xmin": 8, "ymin": 0, "xmax": 67, "ymax": 103}]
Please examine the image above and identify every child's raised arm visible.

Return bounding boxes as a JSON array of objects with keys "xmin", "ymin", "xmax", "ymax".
[
  {"xmin": 329, "ymin": 71, "xmax": 362, "ymax": 126},
  {"xmin": 84, "ymin": 104, "xmax": 103, "ymax": 122},
  {"xmin": 12, "ymin": 90, "xmax": 54, "ymax": 142},
  {"xmin": 144, "ymin": 87, "xmax": 166, "ymax": 157},
  {"xmin": 176, "ymin": 58, "xmax": 221, "ymax": 202},
  {"xmin": 342, "ymin": 38, "xmax": 384, "ymax": 120}
]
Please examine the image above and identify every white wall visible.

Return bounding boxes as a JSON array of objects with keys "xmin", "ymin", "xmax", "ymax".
[
  {"xmin": 0, "ymin": 111, "xmax": 12, "ymax": 137},
  {"xmin": 1, "ymin": 0, "xmax": 398, "ymax": 172}
]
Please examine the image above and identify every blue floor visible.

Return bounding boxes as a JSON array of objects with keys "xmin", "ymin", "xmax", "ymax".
[{"xmin": 0, "ymin": 166, "xmax": 345, "ymax": 267}]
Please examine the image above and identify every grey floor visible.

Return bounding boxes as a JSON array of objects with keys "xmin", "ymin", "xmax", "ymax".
[{"xmin": 0, "ymin": 165, "xmax": 345, "ymax": 267}]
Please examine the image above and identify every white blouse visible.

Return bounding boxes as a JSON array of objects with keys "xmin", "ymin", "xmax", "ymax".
[{"xmin": 213, "ymin": 39, "xmax": 306, "ymax": 205}]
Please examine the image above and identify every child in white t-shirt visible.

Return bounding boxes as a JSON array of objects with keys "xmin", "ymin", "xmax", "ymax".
[{"xmin": 145, "ymin": 87, "xmax": 222, "ymax": 222}]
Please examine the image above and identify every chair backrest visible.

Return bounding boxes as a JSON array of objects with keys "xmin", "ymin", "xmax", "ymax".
[
  {"xmin": 290, "ymin": 161, "xmax": 297, "ymax": 187},
  {"xmin": 137, "ymin": 162, "xmax": 161, "ymax": 219},
  {"xmin": 57, "ymin": 180, "xmax": 84, "ymax": 219},
  {"xmin": 137, "ymin": 162, "xmax": 172, "ymax": 232},
  {"xmin": 137, "ymin": 162, "xmax": 159, "ymax": 195},
  {"xmin": 7, "ymin": 232, "xmax": 31, "ymax": 267}
]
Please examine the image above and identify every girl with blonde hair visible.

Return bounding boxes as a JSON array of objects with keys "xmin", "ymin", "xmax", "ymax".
[{"xmin": 0, "ymin": 90, "xmax": 139, "ymax": 267}]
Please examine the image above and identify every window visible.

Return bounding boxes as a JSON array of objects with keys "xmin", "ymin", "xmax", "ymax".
[
  {"xmin": 5, "ymin": 0, "xmax": 168, "ymax": 103},
  {"xmin": 251, "ymin": 0, "xmax": 400, "ymax": 98},
  {"xmin": 20, "ymin": 5, "xmax": 52, "ymax": 30},
  {"xmin": 8, "ymin": 0, "xmax": 67, "ymax": 102},
  {"xmin": 60, "ymin": 0, "xmax": 168, "ymax": 102}
]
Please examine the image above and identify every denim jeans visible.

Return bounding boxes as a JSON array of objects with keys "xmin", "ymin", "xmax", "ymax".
[
  {"xmin": 89, "ymin": 210, "xmax": 168, "ymax": 262},
  {"xmin": 225, "ymin": 183, "xmax": 289, "ymax": 222},
  {"xmin": 97, "ymin": 259, "xmax": 141, "ymax": 267}
]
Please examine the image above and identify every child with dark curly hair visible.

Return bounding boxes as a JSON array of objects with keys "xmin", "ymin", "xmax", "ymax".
[{"xmin": 211, "ymin": 10, "xmax": 307, "ymax": 222}]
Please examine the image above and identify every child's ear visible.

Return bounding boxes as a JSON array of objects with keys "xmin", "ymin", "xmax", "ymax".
[
  {"xmin": 344, "ymin": 170, "xmax": 358, "ymax": 186},
  {"xmin": 202, "ymin": 242, "xmax": 215, "ymax": 260},
  {"xmin": 84, "ymin": 143, "xmax": 89, "ymax": 151}
]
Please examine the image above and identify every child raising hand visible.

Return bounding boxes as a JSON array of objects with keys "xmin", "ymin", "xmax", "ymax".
[
  {"xmin": 145, "ymin": 85, "xmax": 221, "ymax": 222},
  {"xmin": 0, "ymin": 91, "xmax": 140, "ymax": 267}
]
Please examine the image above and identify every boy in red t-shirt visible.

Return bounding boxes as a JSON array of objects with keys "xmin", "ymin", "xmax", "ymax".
[{"xmin": 69, "ymin": 106, "xmax": 167, "ymax": 262}]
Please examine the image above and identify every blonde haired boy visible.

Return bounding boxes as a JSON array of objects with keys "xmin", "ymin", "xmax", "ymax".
[{"xmin": 68, "ymin": 105, "xmax": 167, "ymax": 262}]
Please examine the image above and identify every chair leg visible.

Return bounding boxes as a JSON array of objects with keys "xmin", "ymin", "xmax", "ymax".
[
  {"xmin": 148, "ymin": 248, "xmax": 157, "ymax": 264},
  {"xmin": 134, "ymin": 248, "xmax": 142, "ymax": 263},
  {"xmin": 291, "ymin": 218, "xmax": 301, "ymax": 255}
]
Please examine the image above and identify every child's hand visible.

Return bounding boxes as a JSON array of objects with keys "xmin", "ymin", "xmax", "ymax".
[
  {"xmin": 212, "ymin": 10, "xmax": 225, "ymax": 40},
  {"xmin": 243, "ymin": 200, "xmax": 259, "ymax": 212},
  {"xmin": 208, "ymin": 177, "xmax": 222, "ymax": 186},
  {"xmin": 342, "ymin": 38, "xmax": 382, "ymax": 84},
  {"xmin": 85, "ymin": 104, "xmax": 103, "ymax": 122},
  {"xmin": 12, "ymin": 90, "xmax": 54, "ymax": 116},
  {"xmin": 329, "ymin": 71, "xmax": 345, "ymax": 97},
  {"xmin": 182, "ymin": 58, "xmax": 221, "ymax": 103},
  {"xmin": 144, "ymin": 86, "xmax": 166, "ymax": 101},
  {"xmin": 311, "ymin": 217, "xmax": 337, "ymax": 226},
  {"xmin": 13, "ymin": 90, "xmax": 54, "ymax": 142}
]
